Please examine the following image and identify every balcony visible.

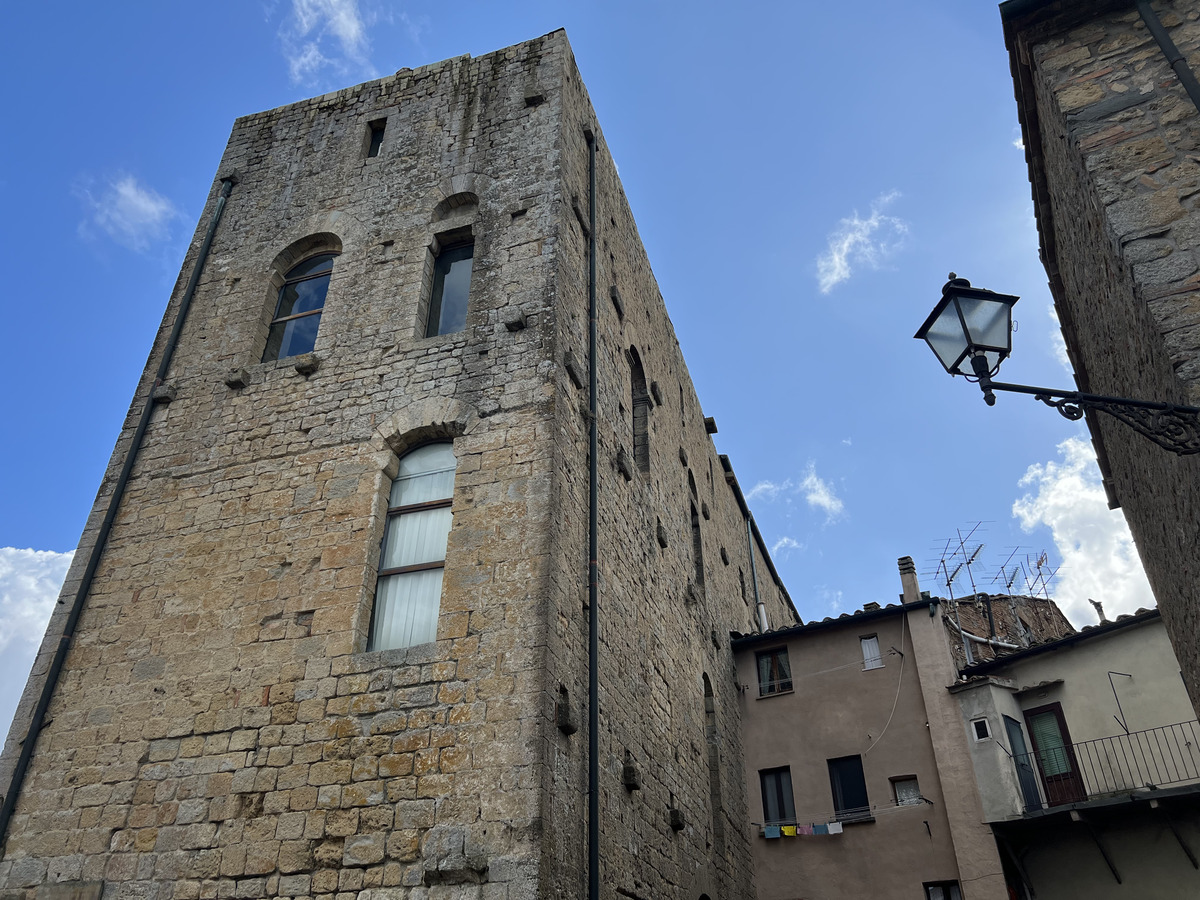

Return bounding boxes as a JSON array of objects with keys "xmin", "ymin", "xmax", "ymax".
[{"xmin": 1010, "ymin": 720, "xmax": 1200, "ymax": 812}]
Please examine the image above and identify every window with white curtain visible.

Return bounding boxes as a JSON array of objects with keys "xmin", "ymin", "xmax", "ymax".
[
  {"xmin": 860, "ymin": 635, "xmax": 884, "ymax": 670},
  {"xmin": 369, "ymin": 442, "xmax": 456, "ymax": 651}
]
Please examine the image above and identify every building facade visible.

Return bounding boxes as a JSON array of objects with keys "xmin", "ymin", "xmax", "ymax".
[
  {"xmin": 953, "ymin": 608, "xmax": 1200, "ymax": 899},
  {"xmin": 732, "ymin": 559, "xmax": 1010, "ymax": 900},
  {"xmin": 1000, "ymin": 0, "xmax": 1200, "ymax": 712},
  {"xmin": 0, "ymin": 32, "xmax": 796, "ymax": 900}
]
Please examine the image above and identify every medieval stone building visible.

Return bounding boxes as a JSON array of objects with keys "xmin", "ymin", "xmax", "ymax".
[
  {"xmin": 0, "ymin": 31, "xmax": 796, "ymax": 900},
  {"xmin": 1000, "ymin": 0, "xmax": 1200, "ymax": 713}
]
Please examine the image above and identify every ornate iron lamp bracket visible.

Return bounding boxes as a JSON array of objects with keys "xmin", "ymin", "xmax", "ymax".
[{"xmin": 988, "ymin": 380, "xmax": 1200, "ymax": 455}]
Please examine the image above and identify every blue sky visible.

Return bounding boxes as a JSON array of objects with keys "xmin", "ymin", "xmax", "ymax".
[{"xmin": 0, "ymin": 1, "xmax": 1154, "ymax": 736}]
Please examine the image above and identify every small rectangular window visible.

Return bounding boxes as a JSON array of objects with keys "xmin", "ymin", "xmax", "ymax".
[
  {"xmin": 861, "ymin": 635, "xmax": 884, "ymax": 670},
  {"xmin": 366, "ymin": 119, "xmax": 386, "ymax": 158},
  {"xmin": 828, "ymin": 755, "xmax": 870, "ymax": 820},
  {"xmin": 972, "ymin": 718, "xmax": 991, "ymax": 742},
  {"xmin": 891, "ymin": 776, "xmax": 922, "ymax": 806},
  {"xmin": 760, "ymin": 767, "xmax": 795, "ymax": 825},
  {"xmin": 924, "ymin": 882, "xmax": 962, "ymax": 900},
  {"xmin": 756, "ymin": 648, "xmax": 793, "ymax": 696},
  {"xmin": 425, "ymin": 241, "xmax": 474, "ymax": 337}
]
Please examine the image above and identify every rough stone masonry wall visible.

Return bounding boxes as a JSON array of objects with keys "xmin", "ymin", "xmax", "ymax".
[
  {"xmin": 538, "ymin": 44, "xmax": 797, "ymax": 900},
  {"xmin": 1010, "ymin": 0, "xmax": 1200, "ymax": 713},
  {"xmin": 1, "ymin": 34, "xmax": 569, "ymax": 900}
]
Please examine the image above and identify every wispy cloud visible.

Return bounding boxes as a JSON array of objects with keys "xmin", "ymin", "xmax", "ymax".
[
  {"xmin": 747, "ymin": 465, "xmax": 845, "ymax": 523},
  {"xmin": 771, "ymin": 536, "xmax": 804, "ymax": 557},
  {"xmin": 0, "ymin": 548, "xmax": 73, "ymax": 740},
  {"xmin": 1012, "ymin": 438, "xmax": 1154, "ymax": 626},
  {"xmin": 801, "ymin": 464, "xmax": 844, "ymax": 521},
  {"xmin": 280, "ymin": 0, "xmax": 376, "ymax": 85},
  {"xmin": 747, "ymin": 478, "xmax": 792, "ymax": 502},
  {"xmin": 816, "ymin": 191, "xmax": 908, "ymax": 293},
  {"xmin": 76, "ymin": 175, "xmax": 179, "ymax": 252},
  {"xmin": 1048, "ymin": 305, "xmax": 1072, "ymax": 373}
]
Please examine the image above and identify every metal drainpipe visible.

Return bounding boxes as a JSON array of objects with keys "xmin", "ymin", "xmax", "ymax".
[
  {"xmin": 0, "ymin": 174, "xmax": 238, "ymax": 852},
  {"xmin": 747, "ymin": 518, "xmax": 768, "ymax": 632},
  {"xmin": 1137, "ymin": 0, "xmax": 1200, "ymax": 116},
  {"xmin": 584, "ymin": 128, "xmax": 600, "ymax": 900}
]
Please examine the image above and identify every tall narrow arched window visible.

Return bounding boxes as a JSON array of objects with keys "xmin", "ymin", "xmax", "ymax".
[
  {"xmin": 629, "ymin": 347, "xmax": 651, "ymax": 472},
  {"xmin": 369, "ymin": 443, "xmax": 456, "ymax": 650},
  {"xmin": 263, "ymin": 253, "xmax": 337, "ymax": 361},
  {"xmin": 690, "ymin": 501, "xmax": 705, "ymax": 591}
]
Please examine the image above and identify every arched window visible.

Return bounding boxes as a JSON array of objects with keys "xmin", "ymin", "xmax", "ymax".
[
  {"xmin": 369, "ymin": 442, "xmax": 456, "ymax": 650},
  {"xmin": 263, "ymin": 253, "xmax": 337, "ymax": 361},
  {"xmin": 690, "ymin": 501, "xmax": 705, "ymax": 591}
]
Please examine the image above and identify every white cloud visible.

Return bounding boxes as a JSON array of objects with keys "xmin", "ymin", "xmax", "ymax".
[
  {"xmin": 281, "ymin": 0, "xmax": 375, "ymax": 85},
  {"xmin": 816, "ymin": 191, "xmax": 908, "ymax": 293},
  {"xmin": 0, "ymin": 548, "xmax": 73, "ymax": 741},
  {"xmin": 77, "ymin": 175, "xmax": 179, "ymax": 252},
  {"xmin": 771, "ymin": 536, "xmax": 804, "ymax": 557},
  {"xmin": 801, "ymin": 463, "xmax": 845, "ymax": 521},
  {"xmin": 1047, "ymin": 304, "xmax": 1072, "ymax": 373},
  {"xmin": 747, "ymin": 478, "xmax": 792, "ymax": 502},
  {"xmin": 747, "ymin": 465, "xmax": 845, "ymax": 523},
  {"xmin": 1012, "ymin": 438, "xmax": 1154, "ymax": 626}
]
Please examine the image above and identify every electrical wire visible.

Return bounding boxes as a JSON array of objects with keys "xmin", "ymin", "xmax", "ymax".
[{"xmin": 863, "ymin": 607, "xmax": 907, "ymax": 755}]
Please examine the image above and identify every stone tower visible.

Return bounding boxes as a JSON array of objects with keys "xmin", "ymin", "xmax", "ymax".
[
  {"xmin": 0, "ymin": 31, "xmax": 796, "ymax": 900},
  {"xmin": 1001, "ymin": 0, "xmax": 1200, "ymax": 714}
]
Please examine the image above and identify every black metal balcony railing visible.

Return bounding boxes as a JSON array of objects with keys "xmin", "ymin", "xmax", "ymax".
[{"xmin": 1010, "ymin": 720, "xmax": 1200, "ymax": 811}]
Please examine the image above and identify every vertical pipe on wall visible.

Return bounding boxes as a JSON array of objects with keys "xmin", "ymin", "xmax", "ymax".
[
  {"xmin": 1137, "ymin": 0, "xmax": 1200, "ymax": 116},
  {"xmin": 0, "ymin": 174, "xmax": 238, "ymax": 852},
  {"xmin": 747, "ymin": 519, "xmax": 768, "ymax": 632},
  {"xmin": 585, "ymin": 127, "xmax": 600, "ymax": 900}
]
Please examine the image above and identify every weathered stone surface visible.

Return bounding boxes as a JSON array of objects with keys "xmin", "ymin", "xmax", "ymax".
[
  {"xmin": 0, "ymin": 29, "xmax": 795, "ymax": 900},
  {"xmin": 1008, "ymin": 0, "xmax": 1200, "ymax": 712}
]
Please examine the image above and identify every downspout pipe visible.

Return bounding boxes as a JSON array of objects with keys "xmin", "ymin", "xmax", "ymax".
[
  {"xmin": 0, "ymin": 174, "xmax": 238, "ymax": 852},
  {"xmin": 747, "ymin": 518, "xmax": 768, "ymax": 633},
  {"xmin": 584, "ymin": 129, "xmax": 600, "ymax": 900},
  {"xmin": 1137, "ymin": 0, "xmax": 1200, "ymax": 117}
]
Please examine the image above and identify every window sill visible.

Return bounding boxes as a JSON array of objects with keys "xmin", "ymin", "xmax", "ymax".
[{"xmin": 756, "ymin": 689, "xmax": 795, "ymax": 700}]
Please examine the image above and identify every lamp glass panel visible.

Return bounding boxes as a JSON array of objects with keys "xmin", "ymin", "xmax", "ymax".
[
  {"xmin": 957, "ymin": 295, "xmax": 1012, "ymax": 353},
  {"xmin": 923, "ymin": 301, "xmax": 970, "ymax": 373}
]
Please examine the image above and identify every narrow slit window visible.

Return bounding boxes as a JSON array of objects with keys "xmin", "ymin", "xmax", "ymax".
[
  {"xmin": 369, "ymin": 443, "xmax": 456, "ymax": 651},
  {"xmin": 426, "ymin": 242, "xmax": 474, "ymax": 337},
  {"xmin": 263, "ymin": 253, "xmax": 336, "ymax": 362},
  {"xmin": 629, "ymin": 347, "xmax": 650, "ymax": 471},
  {"xmin": 367, "ymin": 119, "xmax": 386, "ymax": 158}
]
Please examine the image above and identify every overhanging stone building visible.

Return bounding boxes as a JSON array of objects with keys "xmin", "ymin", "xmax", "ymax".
[
  {"xmin": 1000, "ymin": 0, "xmax": 1200, "ymax": 711},
  {"xmin": 0, "ymin": 31, "xmax": 796, "ymax": 900}
]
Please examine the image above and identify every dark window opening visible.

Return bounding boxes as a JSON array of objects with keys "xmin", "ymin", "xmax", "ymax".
[
  {"xmin": 924, "ymin": 882, "xmax": 962, "ymax": 900},
  {"xmin": 828, "ymin": 755, "xmax": 870, "ymax": 820},
  {"xmin": 756, "ymin": 648, "xmax": 792, "ymax": 696},
  {"xmin": 690, "ymin": 502, "xmax": 705, "ymax": 589},
  {"xmin": 367, "ymin": 119, "xmax": 386, "ymax": 157},
  {"xmin": 629, "ymin": 347, "xmax": 650, "ymax": 471},
  {"xmin": 426, "ymin": 241, "xmax": 474, "ymax": 337},
  {"xmin": 760, "ymin": 767, "xmax": 795, "ymax": 825},
  {"xmin": 263, "ymin": 252, "xmax": 336, "ymax": 362}
]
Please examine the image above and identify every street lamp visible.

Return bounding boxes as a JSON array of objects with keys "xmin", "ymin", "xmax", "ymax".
[{"xmin": 915, "ymin": 275, "xmax": 1200, "ymax": 455}]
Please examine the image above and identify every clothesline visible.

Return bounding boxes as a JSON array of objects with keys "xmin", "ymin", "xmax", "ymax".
[{"xmin": 752, "ymin": 795, "xmax": 934, "ymax": 832}]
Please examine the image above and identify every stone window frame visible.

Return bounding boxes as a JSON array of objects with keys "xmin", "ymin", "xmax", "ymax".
[
  {"xmin": 366, "ymin": 440, "xmax": 458, "ymax": 652},
  {"xmin": 257, "ymin": 232, "xmax": 343, "ymax": 365},
  {"xmin": 418, "ymin": 224, "xmax": 476, "ymax": 339}
]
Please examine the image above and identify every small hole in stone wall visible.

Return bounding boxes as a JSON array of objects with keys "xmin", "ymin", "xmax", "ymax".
[{"xmin": 511, "ymin": 208, "xmax": 527, "ymax": 219}]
